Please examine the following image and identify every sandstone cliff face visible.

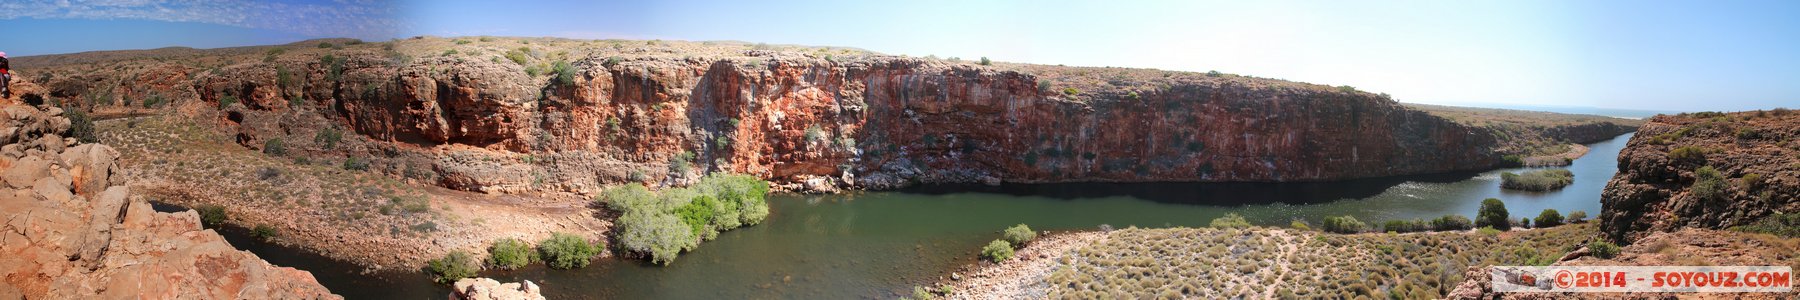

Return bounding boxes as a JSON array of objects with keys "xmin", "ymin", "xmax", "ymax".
[
  {"xmin": 0, "ymin": 103, "xmax": 338, "ymax": 299},
  {"xmin": 18, "ymin": 39, "xmax": 1503, "ymax": 195},
  {"xmin": 209, "ymin": 52, "xmax": 1498, "ymax": 194},
  {"xmin": 1599, "ymin": 110, "xmax": 1800, "ymax": 242}
]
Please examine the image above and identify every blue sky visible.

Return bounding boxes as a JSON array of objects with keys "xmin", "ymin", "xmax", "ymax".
[{"xmin": 3, "ymin": 0, "xmax": 1798, "ymax": 112}]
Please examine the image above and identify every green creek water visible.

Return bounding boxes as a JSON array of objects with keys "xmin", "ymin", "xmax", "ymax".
[{"xmin": 209, "ymin": 133, "xmax": 1632, "ymax": 299}]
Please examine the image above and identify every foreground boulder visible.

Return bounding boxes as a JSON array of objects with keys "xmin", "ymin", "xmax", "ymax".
[
  {"xmin": 451, "ymin": 278, "xmax": 546, "ymax": 300},
  {"xmin": 0, "ymin": 103, "xmax": 338, "ymax": 299}
]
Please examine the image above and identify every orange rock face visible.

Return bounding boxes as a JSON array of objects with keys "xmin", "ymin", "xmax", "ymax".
[{"xmin": 19, "ymin": 47, "xmax": 1502, "ymax": 194}]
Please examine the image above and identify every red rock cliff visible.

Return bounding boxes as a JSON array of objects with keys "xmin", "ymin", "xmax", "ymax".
[{"xmin": 17, "ymin": 40, "xmax": 1502, "ymax": 194}]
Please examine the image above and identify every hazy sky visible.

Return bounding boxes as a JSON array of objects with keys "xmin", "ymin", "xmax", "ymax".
[{"xmin": 3, "ymin": 0, "xmax": 1797, "ymax": 112}]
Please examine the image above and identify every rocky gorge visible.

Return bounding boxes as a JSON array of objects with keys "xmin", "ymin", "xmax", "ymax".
[
  {"xmin": 11, "ymin": 37, "xmax": 1637, "ymax": 197},
  {"xmin": 1, "ymin": 37, "xmax": 1662, "ymax": 298}
]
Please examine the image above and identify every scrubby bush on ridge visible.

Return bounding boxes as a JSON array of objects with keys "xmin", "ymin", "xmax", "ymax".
[{"xmin": 1690, "ymin": 166, "xmax": 1725, "ymax": 201}]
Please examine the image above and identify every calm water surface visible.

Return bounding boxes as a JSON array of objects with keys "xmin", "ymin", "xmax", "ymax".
[{"xmin": 216, "ymin": 133, "xmax": 1633, "ymax": 299}]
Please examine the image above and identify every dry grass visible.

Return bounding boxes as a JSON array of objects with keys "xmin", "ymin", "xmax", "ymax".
[
  {"xmin": 1045, "ymin": 224, "xmax": 1597, "ymax": 299},
  {"xmin": 93, "ymin": 114, "xmax": 604, "ymax": 269}
]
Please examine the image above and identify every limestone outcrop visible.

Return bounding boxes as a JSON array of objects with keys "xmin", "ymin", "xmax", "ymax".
[{"xmin": 0, "ymin": 103, "xmax": 339, "ymax": 299}]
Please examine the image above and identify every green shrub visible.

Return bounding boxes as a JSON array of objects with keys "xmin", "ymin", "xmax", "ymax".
[
  {"xmin": 196, "ymin": 204, "xmax": 227, "ymax": 227},
  {"xmin": 1383, "ymin": 219, "xmax": 1428, "ymax": 233},
  {"xmin": 142, "ymin": 94, "xmax": 164, "ymax": 108},
  {"xmin": 1289, "ymin": 220, "xmax": 1311, "ymax": 230},
  {"xmin": 1431, "ymin": 215, "xmax": 1473, "ymax": 231},
  {"xmin": 615, "ymin": 211, "xmax": 695, "ymax": 265},
  {"xmin": 981, "ymin": 239, "xmax": 1014, "ymax": 262},
  {"xmin": 314, "ymin": 127, "xmax": 344, "ymax": 149},
  {"xmin": 674, "ymin": 195, "xmax": 717, "ymax": 237},
  {"xmin": 1501, "ymin": 154, "xmax": 1524, "ymax": 166},
  {"xmin": 1535, "ymin": 209, "xmax": 1564, "ymax": 228},
  {"xmin": 1588, "ymin": 240, "xmax": 1620, "ymax": 259},
  {"xmin": 1730, "ymin": 213, "xmax": 1800, "ymax": 238},
  {"xmin": 486, "ymin": 238, "xmax": 537, "ymax": 270},
  {"xmin": 1209, "ymin": 213, "xmax": 1252, "ymax": 229},
  {"xmin": 63, "ymin": 108, "xmax": 98, "ymax": 143},
  {"xmin": 1736, "ymin": 128, "xmax": 1759, "ymax": 139},
  {"xmin": 262, "ymin": 138, "xmax": 287, "ymax": 156},
  {"xmin": 602, "ymin": 174, "xmax": 770, "ymax": 265},
  {"xmin": 1520, "ymin": 217, "xmax": 1532, "ymax": 229},
  {"xmin": 1002, "ymin": 224, "xmax": 1037, "ymax": 245},
  {"xmin": 1477, "ymin": 198, "xmax": 1511, "ymax": 230},
  {"xmin": 1206, "ymin": 70, "xmax": 1223, "ymax": 77},
  {"xmin": 1062, "ymin": 87, "xmax": 1080, "ymax": 96},
  {"xmin": 978, "ymin": 57, "xmax": 992, "ymax": 66},
  {"xmin": 551, "ymin": 60, "xmax": 577, "ymax": 86},
  {"xmin": 1690, "ymin": 166, "xmax": 1724, "ymax": 201},
  {"xmin": 342, "ymin": 157, "xmax": 370, "ymax": 171},
  {"xmin": 251, "ymin": 224, "xmax": 277, "ymax": 241},
  {"xmin": 1741, "ymin": 173, "xmax": 1763, "ymax": 190},
  {"xmin": 1037, "ymin": 79, "xmax": 1052, "ymax": 93},
  {"xmin": 668, "ymin": 151, "xmax": 694, "ymax": 174},
  {"xmin": 538, "ymin": 232, "xmax": 601, "ymax": 269},
  {"xmin": 804, "ymin": 125, "xmax": 826, "ymax": 144},
  {"xmin": 1566, "ymin": 210, "xmax": 1587, "ymax": 223},
  {"xmin": 426, "ymin": 251, "xmax": 479, "ymax": 283},
  {"xmin": 1499, "ymin": 169, "xmax": 1574, "ymax": 191},
  {"xmin": 907, "ymin": 285, "xmax": 935, "ymax": 300},
  {"xmin": 219, "ymin": 93, "xmax": 238, "ymax": 109},
  {"xmin": 505, "ymin": 48, "xmax": 529, "ymax": 65},
  {"xmin": 1322, "ymin": 216, "xmax": 1366, "ymax": 234},
  {"xmin": 276, "ymin": 67, "xmax": 296, "ymax": 88},
  {"xmin": 1668, "ymin": 146, "xmax": 1707, "ymax": 162}
]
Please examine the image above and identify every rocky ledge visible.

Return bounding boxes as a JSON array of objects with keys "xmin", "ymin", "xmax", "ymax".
[
  {"xmin": 0, "ymin": 103, "xmax": 338, "ymax": 299},
  {"xmin": 1600, "ymin": 110, "xmax": 1800, "ymax": 242},
  {"xmin": 451, "ymin": 278, "xmax": 546, "ymax": 300}
]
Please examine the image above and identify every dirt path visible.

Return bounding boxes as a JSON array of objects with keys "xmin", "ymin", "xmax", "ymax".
[
  {"xmin": 942, "ymin": 231, "xmax": 1108, "ymax": 300},
  {"xmin": 1260, "ymin": 230, "xmax": 1301, "ymax": 300}
]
